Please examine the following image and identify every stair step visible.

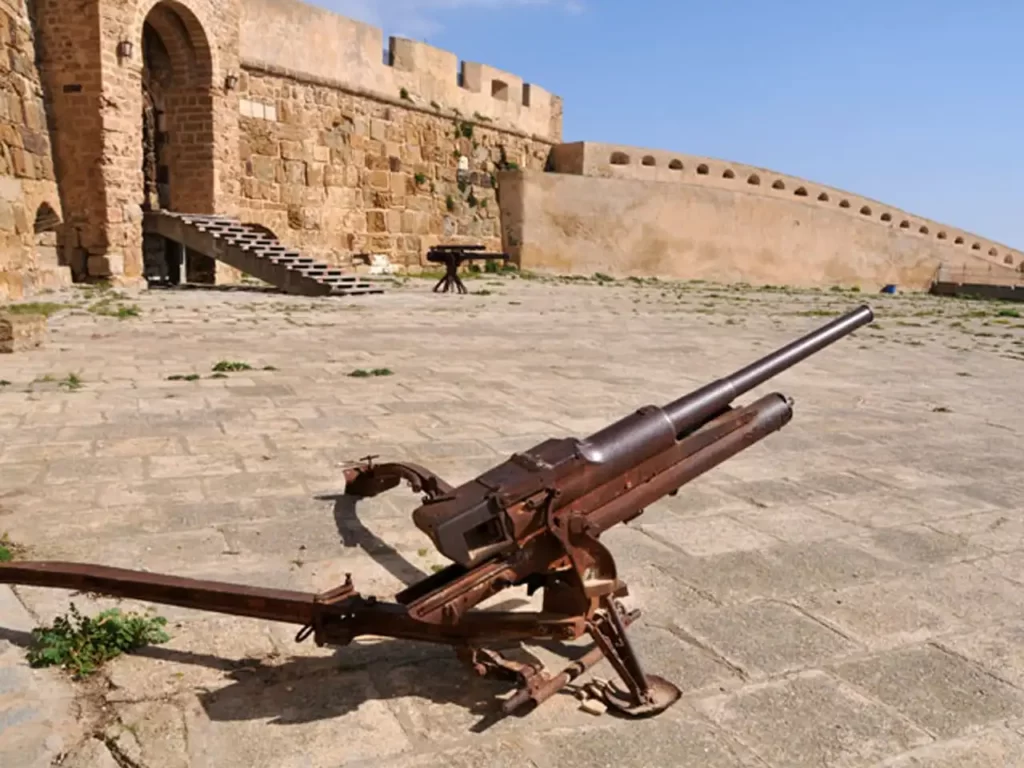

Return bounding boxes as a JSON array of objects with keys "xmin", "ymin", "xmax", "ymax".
[{"xmin": 144, "ymin": 210, "xmax": 386, "ymax": 298}]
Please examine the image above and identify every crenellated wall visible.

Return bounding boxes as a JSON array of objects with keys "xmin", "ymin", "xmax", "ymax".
[
  {"xmin": 5, "ymin": 0, "xmax": 1016, "ymax": 296},
  {"xmin": 548, "ymin": 142, "xmax": 1022, "ymax": 275},
  {"xmin": 500, "ymin": 151, "xmax": 1020, "ymax": 291},
  {"xmin": 239, "ymin": 0, "xmax": 561, "ymax": 144}
]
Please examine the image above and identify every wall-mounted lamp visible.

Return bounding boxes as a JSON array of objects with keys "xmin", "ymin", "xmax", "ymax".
[
  {"xmin": 224, "ymin": 73, "xmax": 239, "ymax": 91},
  {"xmin": 116, "ymin": 40, "xmax": 133, "ymax": 59}
]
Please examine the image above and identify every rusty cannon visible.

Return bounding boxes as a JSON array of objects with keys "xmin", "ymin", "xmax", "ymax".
[{"xmin": 0, "ymin": 305, "xmax": 873, "ymax": 718}]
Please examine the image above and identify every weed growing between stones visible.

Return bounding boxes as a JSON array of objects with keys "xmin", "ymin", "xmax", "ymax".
[
  {"xmin": 26, "ymin": 603, "xmax": 170, "ymax": 679},
  {"xmin": 0, "ymin": 532, "xmax": 24, "ymax": 561},
  {"xmin": 212, "ymin": 360, "xmax": 253, "ymax": 372},
  {"xmin": 59, "ymin": 373, "xmax": 83, "ymax": 391},
  {"xmin": 2, "ymin": 302, "xmax": 68, "ymax": 317},
  {"xmin": 348, "ymin": 368, "xmax": 394, "ymax": 378}
]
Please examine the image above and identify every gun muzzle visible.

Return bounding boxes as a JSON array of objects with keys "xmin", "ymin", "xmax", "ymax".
[{"xmin": 577, "ymin": 305, "xmax": 873, "ymax": 473}]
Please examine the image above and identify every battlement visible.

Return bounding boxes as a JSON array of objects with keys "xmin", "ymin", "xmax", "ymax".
[
  {"xmin": 548, "ymin": 142, "xmax": 1023, "ymax": 272},
  {"xmin": 239, "ymin": 0, "xmax": 562, "ymax": 142}
]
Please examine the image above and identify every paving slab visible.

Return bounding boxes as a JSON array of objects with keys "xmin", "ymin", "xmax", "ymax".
[{"xmin": 0, "ymin": 278, "xmax": 1023, "ymax": 767}]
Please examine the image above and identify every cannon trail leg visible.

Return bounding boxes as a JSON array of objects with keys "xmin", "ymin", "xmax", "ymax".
[{"xmin": 585, "ymin": 596, "xmax": 681, "ymax": 717}]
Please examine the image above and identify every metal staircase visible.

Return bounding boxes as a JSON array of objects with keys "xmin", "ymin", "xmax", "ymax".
[{"xmin": 143, "ymin": 211, "xmax": 385, "ymax": 297}]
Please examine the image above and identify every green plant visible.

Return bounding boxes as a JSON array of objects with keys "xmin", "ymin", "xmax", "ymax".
[
  {"xmin": 484, "ymin": 260, "xmax": 499, "ymax": 274},
  {"xmin": 399, "ymin": 87, "xmax": 411, "ymax": 101},
  {"xmin": 997, "ymin": 308, "xmax": 1021, "ymax": 318},
  {"xmin": 59, "ymin": 373, "xmax": 83, "ymax": 391},
  {"xmin": 0, "ymin": 532, "xmax": 24, "ymax": 562},
  {"xmin": 414, "ymin": 172, "xmax": 427, "ymax": 185},
  {"xmin": 0, "ymin": 380, "xmax": 10, "ymax": 387},
  {"xmin": 348, "ymin": 368, "xmax": 393, "ymax": 378},
  {"xmin": 593, "ymin": 272, "xmax": 614, "ymax": 283},
  {"xmin": 167, "ymin": 374, "xmax": 200, "ymax": 381},
  {"xmin": 26, "ymin": 603, "xmax": 169, "ymax": 679},
  {"xmin": 467, "ymin": 190, "xmax": 478, "ymax": 208},
  {"xmin": 2, "ymin": 302, "xmax": 67, "ymax": 317},
  {"xmin": 212, "ymin": 361, "xmax": 253, "ymax": 372},
  {"xmin": 459, "ymin": 122, "xmax": 473, "ymax": 139}
]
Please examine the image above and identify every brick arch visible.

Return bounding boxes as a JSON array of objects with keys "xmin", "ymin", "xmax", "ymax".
[
  {"xmin": 139, "ymin": 0, "xmax": 217, "ymax": 215},
  {"xmin": 134, "ymin": 0, "xmax": 217, "ymax": 82}
]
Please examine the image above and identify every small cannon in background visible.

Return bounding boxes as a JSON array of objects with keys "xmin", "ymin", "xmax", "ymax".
[{"xmin": 0, "ymin": 305, "xmax": 874, "ymax": 718}]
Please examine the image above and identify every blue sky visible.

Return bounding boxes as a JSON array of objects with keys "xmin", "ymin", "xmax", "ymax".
[{"xmin": 319, "ymin": 1, "xmax": 1022, "ymax": 249}]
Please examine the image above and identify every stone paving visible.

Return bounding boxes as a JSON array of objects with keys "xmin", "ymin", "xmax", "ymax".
[{"xmin": 1, "ymin": 273, "xmax": 1024, "ymax": 767}]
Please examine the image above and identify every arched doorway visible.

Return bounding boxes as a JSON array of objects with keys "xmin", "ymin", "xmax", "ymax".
[{"xmin": 140, "ymin": 1, "xmax": 216, "ymax": 284}]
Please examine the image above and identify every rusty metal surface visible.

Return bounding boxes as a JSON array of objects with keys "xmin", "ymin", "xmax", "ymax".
[{"xmin": 0, "ymin": 305, "xmax": 873, "ymax": 720}]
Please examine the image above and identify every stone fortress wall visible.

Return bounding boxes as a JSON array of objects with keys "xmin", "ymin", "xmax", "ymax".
[
  {"xmin": 496, "ymin": 142, "xmax": 1021, "ymax": 291},
  {"xmin": 0, "ymin": 0, "xmax": 69, "ymax": 299},
  {"xmin": 232, "ymin": 0, "xmax": 561, "ymax": 270},
  {"xmin": 0, "ymin": 0, "xmax": 1018, "ymax": 298}
]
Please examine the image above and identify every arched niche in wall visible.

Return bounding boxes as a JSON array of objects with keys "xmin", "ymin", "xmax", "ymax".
[
  {"xmin": 722, "ymin": 169, "xmax": 735, "ymax": 179},
  {"xmin": 794, "ymin": 186, "xmax": 808, "ymax": 197},
  {"xmin": 747, "ymin": 174, "xmax": 760, "ymax": 185},
  {"xmin": 610, "ymin": 151, "xmax": 630, "ymax": 166},
  {"xmin": 696, "ymin": 164, "xmax": 709, "ymax": 175},
  {"xmin": 859, "ymin": 205, "xmax": 872, "ymax": 216},
  {"xmin": 668, "ymin": 159, "xmax": 683, "ymax": 170},
  {"xmin": 641, "ymin": 155, "xmax": 656, "ymax": 167},
  {"xmin": 771, "ymin": 179, "xmax": 785, "ymax": 190},
  {"xmin": 880, "ymin": 213, "xmax": 892, "ymax": 222},
  {"xmin": 817, "ymin": 192, "xmax": 830, "ymax": 202}
]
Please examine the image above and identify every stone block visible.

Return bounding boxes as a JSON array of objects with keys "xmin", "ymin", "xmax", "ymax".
[
  {"xmin": 366, "ymin": 211, "xmax": 386, "ymax": 233},
  {"xmin": 280, "ymin": 140, "xmax": 306, "ymax": 161},
  {"xmin": 283, "ymin": 160, "xmax": 305, "ymax": 184},
  {"xmin": 87, "ymin": 252, "xmax": 123, "ymax": 277},
  {"xmin": 0, "ymin": 200, "xmax": 15, "ymax": 232},
  {"xmin": 0, "ymin": 311, "xmax": 46, "ymax": 353},
  {"xmin": 249, "ymin": 155, "xmax": 276, "ymax": 183},
  {"xmin": 306, "ymin": 162, "xmax": 324, "ymax": 187},
  {"xmin": 386, "ymin": 209, "xmax": 401, "ymax": 233}
]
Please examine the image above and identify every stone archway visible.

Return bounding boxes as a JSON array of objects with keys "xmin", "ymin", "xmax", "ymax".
[
  {"xmin": 140, "ymin": 1, "xmax": 217, "ymax": 283},
  {"xmin": 140, "ymin": 1, "xmax": 215, "ymax": 212}
]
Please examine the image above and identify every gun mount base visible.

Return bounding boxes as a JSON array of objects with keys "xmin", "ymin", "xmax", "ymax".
[{"xmin": 595, "ymin": 674, "xmax": 682, "ymax": 718}]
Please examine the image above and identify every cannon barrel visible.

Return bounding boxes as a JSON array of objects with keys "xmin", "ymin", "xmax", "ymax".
[
  {"xmin": 576, "ymin": 305, "xmax": 873, "ymax": 471},
  {"xmin": 662, "ymin": 303, "xmax": 873, "ymax": 434}
]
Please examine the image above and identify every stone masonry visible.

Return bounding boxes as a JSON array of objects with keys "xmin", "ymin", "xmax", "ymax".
[
  {"xmin": 236, "ymin": 68, "xmax": 553, "ymax": 269},
  {"xmin": 0, "ymin": 0, "xmax": 70, "ymax": 299}
]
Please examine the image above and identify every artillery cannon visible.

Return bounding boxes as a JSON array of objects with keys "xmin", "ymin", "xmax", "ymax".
[{"xmin": 0, "ymin": 305, "xmax": 874, "ymax": 718}]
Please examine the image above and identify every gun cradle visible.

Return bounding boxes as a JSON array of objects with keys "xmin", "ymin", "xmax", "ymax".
[{"xmin": 0, "ymin": 305, "xmax": 873, "ymax": 719}]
